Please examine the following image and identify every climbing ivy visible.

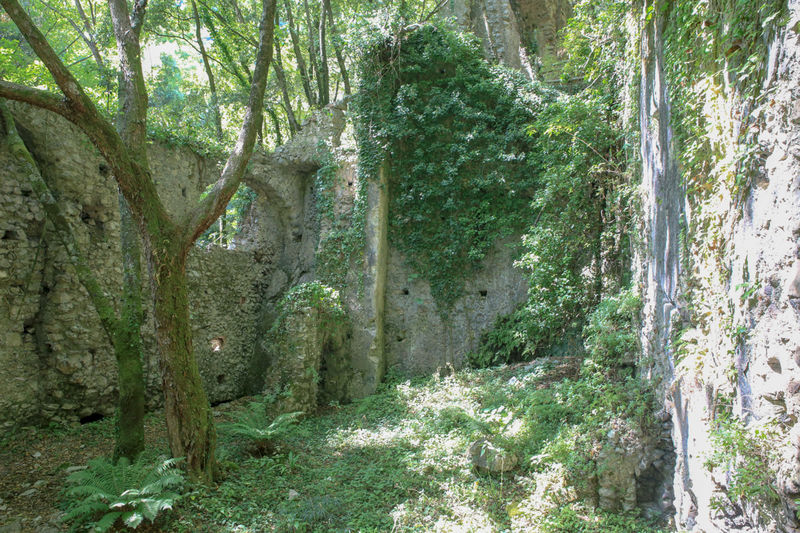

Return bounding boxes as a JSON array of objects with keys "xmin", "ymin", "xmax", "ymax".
[
  {"xmin": 705, "ymin": 413, "xmax": 782, "ymax": 520},
  {"xmin": 313, "ymin": 142, "xmax": 368, "ymax": 290},
  {"xmin": 269, "ymin": 281, "xmax": 348, "ymax": 338},
  {"xmin": 469, "ymin": 92, "xmax": 629, "ymax": 366},
  {"xmin": 663, "ymin": 0, "xmax": 786, "ymax": 201},
  {"xmin": 353, "ymin": 24, "xmax": 551, "ymax": 308}
]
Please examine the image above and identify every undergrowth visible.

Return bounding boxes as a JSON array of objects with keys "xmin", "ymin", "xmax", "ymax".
[
  {"xmin": 62, "ymin": 456, "xmax": 184, "ymax": 532},
  {"xmin": 155, "ymin": 287, "xmax": 661, "ymax": 532}
]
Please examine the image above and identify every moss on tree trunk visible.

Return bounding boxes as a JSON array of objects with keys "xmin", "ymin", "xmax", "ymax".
[
  {"xmin": 150, "ymin": 238, "xmax": 217, "ymax": 481},
  {"xmin": 113, "ymin": 195, "xmax": 145, "ymax": 461}
]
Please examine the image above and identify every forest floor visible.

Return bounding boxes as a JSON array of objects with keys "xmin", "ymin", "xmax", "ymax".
[{"xmin": 0, "ymin": 357, "xmax": 668, "ymax": 532}]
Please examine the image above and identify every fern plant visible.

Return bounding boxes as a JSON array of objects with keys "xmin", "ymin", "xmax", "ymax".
[
  {"xmin": 219, "ymin": 401, "xmax": 301, "ymax": 455},
  {"xmin": 62, "ymin": 456, "xmax": 184, "ymax": 532}
]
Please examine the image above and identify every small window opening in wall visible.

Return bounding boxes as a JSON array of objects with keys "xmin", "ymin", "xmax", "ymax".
[
  {"xmin": 396, "ymin": 336, "xmax": 404, "ymax": 342},
  {"xmin": 239, "ymin": 296, "xmax": 246, "ymax": 305},
  {"xmin": 347, "ymin": 181, "xmax": 353, "ymax": 186},
  {"xmin": 479, "ymin": 290, "xmax": 488, "ymax": 297},
  {"xmin": 181, "ymin": 187, "xmax": 187, "ymax": 198},
  {"xmin": 1, "ymin": 230, "xmax": 19, "ymax": 240},
  {"xmin": 402, "ymin": 288, "xmax": 409, "ymax": 295},
  {"xmin": 98, "ymin": 163, "xmax": 110, "ymax": 176},
  {"xmin": 80, "ymin": 412, "xmax": 104, "ymax": 424},
  {"xmin": 293, "ymin": 232, "xmax": 303, "ymax": 242},
  {"xmin": 210, "ymin": 337, "xmax": 225, "ymax": 352},
  {"xmin": 216, "ymin": 374, "xmax": 225, "ymax": 384}
]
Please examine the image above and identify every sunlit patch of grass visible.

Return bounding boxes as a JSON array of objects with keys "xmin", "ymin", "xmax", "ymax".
[{"xmin": 165, "ymin": 359, "xmax": 666, "ymax": 532}]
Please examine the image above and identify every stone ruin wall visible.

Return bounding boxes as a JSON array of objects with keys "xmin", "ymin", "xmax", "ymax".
[
  {"xmin": 0, "ymin": 103, "xmax": 274, "ymax": 428},
  {"xmin": 1, "ymin": 101, "xmax": 528, "ymax": 428}
]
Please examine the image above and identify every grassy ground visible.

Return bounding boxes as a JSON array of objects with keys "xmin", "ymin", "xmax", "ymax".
[{"xmin": 0, "ymin": 357, "xmax": 669, "ymax": 532}]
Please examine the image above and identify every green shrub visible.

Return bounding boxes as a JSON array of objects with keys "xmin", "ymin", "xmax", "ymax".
[
  {"xmin": 219, "ymin": 401, "xmax": 301, "ymax": 456},
  {"xmin": 62, "ymin": 456, "xmax": 184, "ymax": 532},
  {"xmin": 705, "ymin": 414, "xmax": 781, "ymax": 517},
  {"xmin": 583, "ymin": 286, "xmax": 641, "ymax": 369},
  {"xmin": 543, "ymin": 504, "xmax": 665, "ymax": 532}
]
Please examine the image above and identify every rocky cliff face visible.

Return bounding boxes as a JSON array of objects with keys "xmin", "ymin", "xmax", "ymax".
[
  {"xmin": 637, "ymin": 0, "xmax": 800, "ymax": 529},
  {"xmin": 448, "ymin": 0, "xmax": 570, "ymax": 80}
]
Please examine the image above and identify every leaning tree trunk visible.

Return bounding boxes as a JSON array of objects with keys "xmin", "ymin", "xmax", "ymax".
[
  {"xmin": 0, "ymin": 100, "xmax": 145, "ymax": 461},
  {"xmin": 0, "ymin": 0, "xmax": 276, "ymax": 482}
]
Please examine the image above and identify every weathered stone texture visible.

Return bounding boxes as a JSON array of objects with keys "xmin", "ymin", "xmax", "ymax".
[
  {"xmin": 0, "ymin": 104, "xmax": 275, "ymax": 426},
  {"xmin": 384, "ymin": 240, "xmax": 528, "ymax": 374},
  {"xmin": 637, "ymin": 0, "xmax": 800, "ymax": 529},
  {"xmin": 449, "ymin": 0, "xmax": 570, "ymax": 80},
  {"xmin": 262, "ymin": 306, "xmax": 350, "ymax": 414},
  {"xmin": 2, "ymin": 99, "xmax": 530, "ymax": 427},
  {"xmin": 0, "ymin": 136, "xmax": 47, "ymax": 426}
]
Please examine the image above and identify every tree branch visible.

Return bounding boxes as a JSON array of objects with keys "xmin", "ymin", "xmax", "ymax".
[
  {"xmin": 0, "ymin": 80, "xmax": 69, "ymax": 116},
  {"xmin": 131, "ymin": 0, "xmax": 148, "ymax": 38},
  {"xmin": 108, "ymin": 0, "xmax": 149, "ymax": 157},
  {"xmin": 73, "ymin": 0, "xmax": 106, "ymax": 68},
  {"xmin": 181, "ymin": 0, "xmax": 276, "ymax": 246},
  {"xmin": 1, "ymin": 0, "xmax": 94, "ymax": 108}
]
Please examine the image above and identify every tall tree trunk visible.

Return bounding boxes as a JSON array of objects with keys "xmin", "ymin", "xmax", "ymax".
[
  {"xmin": 302, "ymin": 0, "xmax": 322, "ymax": 104},
  {"xmin": 273, "ymin": 37, "xmax": 299, "ymax": 134},
  {"xmin": 317, "ymin": 0, "xmax": 329, "ymax": 106},
  {"xmin": 114, "ymin": 194, "xmax": 145, "ymax": 461},
  {"xmin": 148, "ymin": 237, "xmax": 216, "ymax": 480},
  {"xmin": 73, "ymin": 0, "xmax": 104, "ymax": 68},
  {"xmin": 265, "ymin": 105, "xmax": 283, "ymax": 144},
  {"xmin": 0, "ymin": 0, "xmax": 277, "ymax": 482},
  {"xmin": 284, "ymin": 0, "xmax": 316, "ymax": 106},
  {"xmin": 323, "ymin": 0, "xmax": 349, "ymax": 95},
  {"xmin": 191, "ymin": 0, "xmax": 223, "ymax": 141}
]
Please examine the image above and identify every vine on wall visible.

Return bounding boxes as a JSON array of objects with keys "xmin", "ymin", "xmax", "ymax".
[{"xmin": 352, "ymin": 24, "xmax": 549, "ymax": 308}]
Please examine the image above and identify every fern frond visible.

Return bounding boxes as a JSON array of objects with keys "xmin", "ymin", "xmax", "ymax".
[
  {"xmin": 92, "ymin": 511, "xmax": 122, "ymax": 532},
  {"xmin": 122, "ymin": 511, "xmax": 144, "ymax": 528},
  {"xmin": 62, "ymin": 456, "xmax": 185, "ymax": 531}
]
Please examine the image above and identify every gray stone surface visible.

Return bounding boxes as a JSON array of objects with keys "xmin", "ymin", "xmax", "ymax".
[
  {"xmin": 467, "ymin": 438, "xmax": 518, "ymax": 473},
  {"xmin": 0, "ymin": 104, "xmax": 334, "ymax": 426},
  {"xmin": 636, "ymin": 0, "xmax": 800, "ymax": 530},
  {"xmin": 448, "ymin": 0, "xmax": 570, "ymax": 80},
  {"xmin": 1, "ymin": 98, "xmax": 533, "ymax": 429},
  {"xmin": 262, "ymin": 305, "xmax": 350, "ymax": 414},
  {"xmin": 385, "ymin": 239, "xmax": 528, "ymax": 374}
]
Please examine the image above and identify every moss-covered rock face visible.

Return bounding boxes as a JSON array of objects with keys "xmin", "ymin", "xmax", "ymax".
[{"xmin": 261, "ymin": 283, "xmax": 351, "ymax": 415}]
